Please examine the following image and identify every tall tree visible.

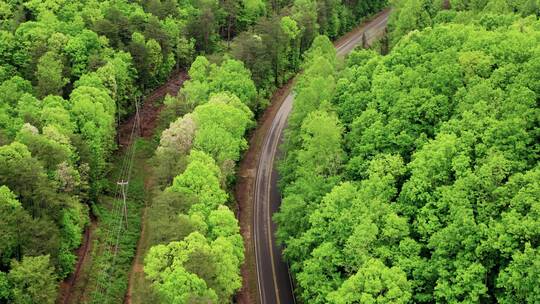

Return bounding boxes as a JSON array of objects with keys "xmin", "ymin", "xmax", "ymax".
[
  {"xmin": 8, "ymin": 255, "xmax": 58, "ymax": 304},
  {"xmin": 35, "ymin": 51, "xmax": 67, "ymax": 98}
]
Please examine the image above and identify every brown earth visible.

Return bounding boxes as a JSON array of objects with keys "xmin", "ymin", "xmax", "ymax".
[{"xmin": 57, "ymin": 216, "xmax": 97, "ymax": 304}]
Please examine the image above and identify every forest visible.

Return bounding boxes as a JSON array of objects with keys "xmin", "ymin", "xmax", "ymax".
[
  {"xmin": 0, "ymin": 0, "xmax": 388, "ymax": 303},
  {"xmin": 276, "ymin": 0, "xmax": 540, "ymax": 303}
]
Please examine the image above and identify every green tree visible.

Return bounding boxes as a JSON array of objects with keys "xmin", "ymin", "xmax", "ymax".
[
  {"xmin": 292, "ymin": 0, "xmax": 319, "ymax": 51},
  {"xmin": 187, "ymin": 0, "xmax": 220, "ymax": 52},
  {"xmin": 327, "ymin": 259, "xmax": 412, "ymax": 304},
  {"xmin": 154, "ymin": 113, "xmax": 197, "ymax": 185},
  {"xmin": 145, "ymin": 231, "xmax": 243, "ymax": 303},
  {"xmin": 167, "ymin": 150, "xmax": 227, "ymax": 214},
  {"xmin": 146, "ymin": 38, "xmax": 163, "ymax": 83},
  {"xmin": 35, "ymin": 51, "xmax": 67, "ymax": 98},
  {"xmin": 230, "ymin": 31, "xmax": 273, "ymax": 90},
  {"xmin": 0, "ymin": 186, "xmax": 31, "ymax": 265},
  {"xmin": 8, "ymin": 255, "xmax": 58, "ymax": 304},
  {"xmin": 191, "ymin": 93, "xmax": 253, "ymax": 166},
  {"xmin": 69, "ymin": 85, "xmax": 115, "ymax": 195},
  {"xmin": 0, "ymin": 142, "xmax": 54, "ymax": 217},
  {"xmin": 497, "ymin": 243, "xmax": 540, "ymax": 303},
  {"xmin": 208, "ymin": 59, "xmax": 258, "ymax": 109},
  {"xmin": 0, "ymin": 271, "xmax": 9, "ymax": 301},
  {"xmin": 296, "ymin": 110, "xmax": 344, "ymax": 177}
]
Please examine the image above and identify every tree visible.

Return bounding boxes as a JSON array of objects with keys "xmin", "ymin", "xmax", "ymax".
[
  {"xmin": 387, "ymin": 0, "xmax": 435, "ymax": 45},
  {"xmin": 239, "ymin": 0, "xmax": 266, "ymax": 27},
  {"xmin": 146, "ymin": 38, "xmax": 163, "ymax": 83},
  {"xmin": 193, "ymin": 123, "xmax": 246, "ymax": 165},
  {"xmin": 147, "ymin": 191, "xmax": 201, "ymax": 245},
  {"xmin": 167, "ymin": 150, "xmax": 228, "ymax": 214},
  {"xmin": 35, "ymin": 51, "xmax": 67, "ymax": 98},
  {"xmin": 292, "ymin": 0, "xmax": 319, "ymax": 51},
  {"xmin": 182, "ymin": 57, "xmax": 258, "ymax": 109},
  {"xmin": 64, "ymin": 30, "xmax": 103, "ymax": 78},
  {"xmin": 208, "ymin": 59, "xmax": 258, "ymax": 109},
  {"xmin": 327, "ymin": 259, "xmax": 412, "ymax": 304},
  {"xmin": 15, "ymin": 93, "xmax": 41, "ymax": 128},
  {"xmin": 276, "ymin": 15, "xmax": 540, "ymax": 302},
  {"xmin": 182, "ymin": 56, "xmax": 211, "ymax": 105},
  {"xmin": 129, "ymin": 32, "xmax": 151, "ymax": 88},
  {"xmin": 154, "ymin": 113, "xmax": 197, "ymax": 185},
  {"xmin": 0, "ymin": 271, "xmax": 8, "ymax": 301},
  {"xmin": 191, "ymin": 93, "xmax": 253, "ymax": 166},
  {"xmin": 69, "ymin": 85, "xmax": 115, "ymax": 195},
  {"xmin": 497, "ymin": 243, "xmax": 540, "ymax": 303},
  {"xmin": 94, "ymin": 52, "xmax": 139, "ymax": 120},
  {"xmin": 8, "ymin": 255, "xmax": 58, "ymax": 304},
  {"xmin": 40, "ymin": 95, "xmax": 75, "ymax": 135},
  {"xmin": 220, "ymin": 0, "xmax": 241, "ymax": 47},
  {"xmin": 207, "ymin": 205, "xmax": 244, "ymax": 258},
  {"xmin": 187, "ymin": 0, "xmax": 220, "ymax": 52},
  {"xmin": 0, "ymin": 186, "xmax": 31, "ymax": 265},
  {"xmin": 161, "ymin": 18, "xmax": 195, "ymax": 69},
  {"xmin": 16, "ymin": 124, "xmax": 74, "ymax": 172},
  {"xmin": 145, "ymin": 231, "xmax": 243, "ymax": 304},
  {"xmin": 231, "ymin": 31, "xmax": 273, "ymax": 90},
  {"xmin": 296, "ymin": 110, "xmax": 344, "ymax": 177},
  {"xmin": 0, "ymin": 142, "xmax": 54, "ymax": 217}
]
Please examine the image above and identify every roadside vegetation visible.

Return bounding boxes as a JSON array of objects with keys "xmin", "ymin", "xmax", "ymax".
[{"xmin": 275, "ymin": 0, "xmax": 540, "ymax": 303}]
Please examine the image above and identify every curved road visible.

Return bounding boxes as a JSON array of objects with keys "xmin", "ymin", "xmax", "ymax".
[{"xmin": 253, "ymin": 9, "xmax": 391, "ymax": 304}]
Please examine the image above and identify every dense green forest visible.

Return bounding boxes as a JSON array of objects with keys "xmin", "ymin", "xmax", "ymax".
[
  {"xmin": 0, "ymin": 0, "xmax": 388, "ymax": 303},
  {"xmin": 276, "ymin": 0, "xmax": 539, "ymax": 303}
]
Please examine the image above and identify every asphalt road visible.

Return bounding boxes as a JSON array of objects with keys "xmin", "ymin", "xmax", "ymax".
[{"xmin": 253, "ymin": 9, "xmax": 391, "ymax": 304}]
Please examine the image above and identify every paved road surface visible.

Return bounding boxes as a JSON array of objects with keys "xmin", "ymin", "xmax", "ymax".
[{"xmin": 253, "ymin": 9, "xmax": 391, "ymax": 304}]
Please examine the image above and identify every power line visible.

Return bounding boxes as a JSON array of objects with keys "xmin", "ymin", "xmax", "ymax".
[{"xmin": 94, "ymin": 96, "xmax": 142, "ymax": 302}]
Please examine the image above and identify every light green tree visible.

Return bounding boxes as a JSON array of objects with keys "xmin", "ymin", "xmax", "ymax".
[
  {"xmin": 167, "ymin": 150, "xmax": 227, "ymax": 214},
  {"xmin": 8, "ymin": 255, "xmax": 58, "ymax": 304},
  {"xmin": 36, "ymin": 51, "xmax": 67, "ymax": 98},
  {"xmin": 327, "ymin": 259, "xmax": 411, "ymax": 304}
]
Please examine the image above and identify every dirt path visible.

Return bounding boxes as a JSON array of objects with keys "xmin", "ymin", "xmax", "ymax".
[
  {"xmin": 124, "ymin": 162, "xmax": 154, "ymax": 304},
  {"xmin": 124, "ymin": 206, "xmax": 148, "ymax": 304},
  {"xmin": 57, "ymin": 216, "xmax": 97, "ymax": 304}
]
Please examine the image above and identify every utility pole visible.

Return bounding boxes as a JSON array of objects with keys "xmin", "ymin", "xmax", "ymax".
[{"xmin": 117, "ymin": 180, "xmax": 129, "ymax": 230}]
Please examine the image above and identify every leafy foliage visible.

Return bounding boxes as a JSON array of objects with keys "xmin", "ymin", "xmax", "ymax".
[
  {"xmin": 276, "ymin": 5, "xmax": 540, "ymax": 303},
  {"xmin": 145, "ymin": 55, "xmax": 256, "ymax": 302},
  {"xmin": 7, "ymin": 255, "xmax": 58, "ymax": 304}
]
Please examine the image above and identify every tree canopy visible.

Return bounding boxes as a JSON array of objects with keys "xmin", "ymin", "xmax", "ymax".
[{"xmin": 276, "ymin": 3, "xmax": 540, "ymax": 303}]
